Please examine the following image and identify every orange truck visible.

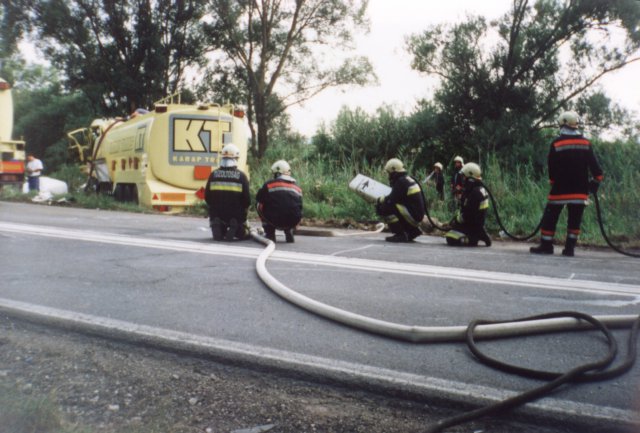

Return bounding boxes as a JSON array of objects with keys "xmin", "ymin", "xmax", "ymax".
[
  {"xmin": 0, "ymin": 78, "xmax": 26, "ymax": 188},
  {"xmin": 68, "ymin": 94, "xmax": 249, "ymax": 212}
]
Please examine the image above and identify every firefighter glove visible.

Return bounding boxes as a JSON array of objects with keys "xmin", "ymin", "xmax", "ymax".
[{"xmin": 588, "ymin": 179, "xmax": 600, "ymax": 194}]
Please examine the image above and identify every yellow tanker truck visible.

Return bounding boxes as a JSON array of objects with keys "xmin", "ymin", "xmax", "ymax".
[
  {"xmin": 68, "ymin": 95, "xmax": 249, "ymax": 212},
  {"xmin": 0, "ymin": 77, "xmax": 26, "ymax": 188}
]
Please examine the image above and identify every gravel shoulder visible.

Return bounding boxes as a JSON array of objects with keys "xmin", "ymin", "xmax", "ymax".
[{"xmin": 0, "ymin": 315, "xmax": 593, "ymax": 433}]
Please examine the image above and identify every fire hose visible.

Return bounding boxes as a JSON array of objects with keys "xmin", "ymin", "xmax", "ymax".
[
  {"xmin": 423, "ymin": 179, "xmax": 639, "ymax": 257},
  {"xmin": 249, "ymin": 230, "xmax": 640, "ymax": 432}
]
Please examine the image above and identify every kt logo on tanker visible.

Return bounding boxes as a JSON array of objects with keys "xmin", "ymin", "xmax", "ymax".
[{"xmin": 169, "ymin": 115, "xmax": 230, "ymax": 166}]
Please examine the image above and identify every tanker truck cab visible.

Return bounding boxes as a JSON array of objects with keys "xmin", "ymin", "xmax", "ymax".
[
  {"xmin": 0, "ymin": 78, "xmax": 26, "ymax": 188},
  {"xmin": 68, "ymin": 96, "xmax": 249, "ymax": 212}
]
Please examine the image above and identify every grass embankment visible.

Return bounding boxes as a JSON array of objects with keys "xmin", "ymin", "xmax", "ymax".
[{"xmin": 2, "ymin": 146, "xmax": 637, "ymax": 247}]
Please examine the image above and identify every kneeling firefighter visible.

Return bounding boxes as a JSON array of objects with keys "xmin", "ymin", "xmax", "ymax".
[
  {"xmin": 256, "ymin": 160, "xmax": 303, "ymax": 243},
  {"xmin": 204, "ymin": 144, "xmax": 251, "ymax": 241},
  {"xmin": 376, "ymin": 158, "xmax": 425, "ymax": 242},
  {"xmin": 445, "ymin": 162, "xmax": 492, "ymax": 247}
]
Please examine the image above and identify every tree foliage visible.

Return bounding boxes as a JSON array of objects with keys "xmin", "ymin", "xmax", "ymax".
[
  {"xmin": 201, "ymin": 0, "xmax": 376, "ymax": 158},
  {"xmin": 407, "ymin": 0, "xmax": 640, "ymax": 164},
  {"xmin": 6, "ymin": 60, "xmax": 96, "ymax": 171},
  {"xmin": 17, "ymin": 0, "xmax": 207, "ymax": 115},
  {"xmin": 313, "ymin": 104, "xmax": 443, "ymax": 171}
]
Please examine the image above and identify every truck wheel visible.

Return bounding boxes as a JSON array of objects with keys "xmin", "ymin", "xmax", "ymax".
[
  {"xmin": 130, "ymin": 184, "xmax": 139, "ymax": 204},
  {"xmin": 114, "ymin": 184, "xmax": 124, "ymax": 202},
  {"xmin": 123, "ymin": 184, "xmax": 133, "ymax": 202}
]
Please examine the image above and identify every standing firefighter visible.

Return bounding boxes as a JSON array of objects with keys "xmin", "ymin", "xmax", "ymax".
[
  {"xmin": 205, "ymin": 144, "xmax": 251, "ymax": 241},
  {"xmin": 445, "ymin": 162, "xmax": 492, "ymax": 247},
  {"xmin": 256, "ymin": 160, "xmax": 303, "ymax": 243},
  {"xmin": 426, "ymin": 162, "xmax": 445, "ymax": 200},
  {"xmin": 530, "ymin": 111, "xmax": 603, "ymax": 257},
  {"xmin": 376, "ymin": 158, "xmax": 425, "ymax": 242},
  {"xmin": 450, "ymin": 156, "xmax": 465, "ymax": 208}
]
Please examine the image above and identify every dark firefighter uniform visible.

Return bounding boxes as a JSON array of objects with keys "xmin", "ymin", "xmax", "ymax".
[
  {"xmin": 531, "ymin": 127, "xmax": 603, "ymax": 256},
  {"xmin": 376, "ymin": 171, "xmax": 425, "ymax": 242},
  {"xmin": 256, "ymin": 174, "xmax": 303, "ymax": 242},
  {"xmin": 445, "ymin": 178, "xmax": 492, "ymax": 246},
  {"xmin": 205, "ymin": 166, "xmax": 250, "ymax": 240},
  {"xmin": 450, "ymin": 170, "xmax": 464, "ymax": 200}
]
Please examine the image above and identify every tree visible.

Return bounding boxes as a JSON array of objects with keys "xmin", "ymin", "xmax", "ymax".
[
  {"xmin": 202, "ymin": 0, "xmax": 376, "ymax": 158},
  {"xmin": 6, "ymin": 59, "xmax": 97, "ymax": 171},
  {"xmin": 407, "ymin": 0, "xmax": 640, "ymax": 165},
  {"xmin": 21, "ymin": 0, "xmax": 207, "ymax": 115}
]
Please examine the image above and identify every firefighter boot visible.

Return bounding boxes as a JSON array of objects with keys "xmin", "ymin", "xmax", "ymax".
[
  {"xmin": 562, "ymin": 237, "xmax": 577, "ymax": 257},
  {"xmin": 211, "ymin": 218, "xmax": 223, "ymax": 241},
  {"xmin": 226, "ymin": 218, "xmax": 238, "ymax": 241},
  {"xmin": 407, "ymin": 226, "xmax": 422, "ymax": 241},
  {"xmin": 385, "ymin": 232, "xmax": 409, "ymax": 243},
  {"xmin": 284, "ymin": 229, "xmax": 295, "ymax": 243},
  {"xmin": 530, "ymin": 240, "xmax": 554, "ymax": 255},
  {"xmin": 264, "ymin": 226, "xmax": 276, "ymax": 242},
  {"xmin": 480, "ymin": 229, "xmax": 492, "ymax": 247}
]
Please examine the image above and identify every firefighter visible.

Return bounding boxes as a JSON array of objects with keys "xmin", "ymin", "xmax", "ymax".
[
  {"xmin": 376, "ymin": 158, "xmax": 425, "ymax": 242},
  {"xmin": 204, "ymin": 144, "xmax": 251, "ymax": 241},
  {"xmin": 445, "ymin": 162, "xmax": 492, "ymax": 247},
  {"xmin": 425, "ymin": 162, "xmax": 445, "ymax": 200},
  {"xmin": 256, "ymin": 160, "xmax": 303, "ymax": 243},
  {"xmin": 530, "ymin": 111, "xmax": 603, "ymax": 257},
  {"xmin": 450, "ymin": 156, "xmax": 465, "ymax": 209}
]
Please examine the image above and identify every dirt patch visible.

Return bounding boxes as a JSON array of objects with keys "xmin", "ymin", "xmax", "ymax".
[{"xmin": 0, "ymin": 315, "xmax": 580, "ymax": 433}]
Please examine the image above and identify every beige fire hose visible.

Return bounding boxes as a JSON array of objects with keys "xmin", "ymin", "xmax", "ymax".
[{"xmin": 250, "ymin": 230, "xmax": 638, "ymax": 343}]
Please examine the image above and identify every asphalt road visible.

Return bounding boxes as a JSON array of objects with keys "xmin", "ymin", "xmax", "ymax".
[{"xmin": 1, "ymin": 201, "xmax": 639, "ymax": 431}]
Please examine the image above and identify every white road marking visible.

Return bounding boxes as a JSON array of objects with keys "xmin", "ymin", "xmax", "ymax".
[
  {"xmin": 0, "ymin": 297, "xmax": 636, "ymax": 427},
  {"xmin": 330, "ymin": 244, "xmax": 375, "ymax": 256},
  {"xmin": 1, "ymin": 221, "xmax": 639, "ymax": 297}
]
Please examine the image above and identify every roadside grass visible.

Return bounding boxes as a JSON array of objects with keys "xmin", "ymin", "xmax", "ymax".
[
  {"xmin": 0, "ymin": 384, "xmax": 85, "ymax": 433},
  {"xmin": 0, "ymin": 383, "xmax": 182, "ymax": 433}
]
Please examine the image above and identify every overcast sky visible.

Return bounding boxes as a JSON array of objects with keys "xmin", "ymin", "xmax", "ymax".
[{"xmin": 287, "ymin": 0, "xmax": 640, "ymax": 137}]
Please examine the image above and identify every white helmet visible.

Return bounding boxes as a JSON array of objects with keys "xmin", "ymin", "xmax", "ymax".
[
  {"xmin": 384, "ymin": 158, "xmax": 406, "ymax": 174},
  {"xmin": 221, "ymin": 144, "xmax": 240, "ymax": 159},
  {"xmin": 460, "ymin": 162, "xmax": 482, "ymax": 180},
  {"xmin": 271, "ymin": 159, "xmax": 291, "ymax": 175},
  {"xmin": 434, "ymin": 162, "xmax": 443, "ymax": 170},
  {"xmin": 454, "ymin": 156, "xmax": 464, "ymax": 164},
  {"xmin": 557, "ymin": 111, "xmax": 580, "ymax": 129}
]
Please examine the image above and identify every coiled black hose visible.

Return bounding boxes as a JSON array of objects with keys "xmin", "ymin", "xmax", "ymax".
[{"xmin": 425, "ymin": 311, "xmax": 640, "ymax": 433}]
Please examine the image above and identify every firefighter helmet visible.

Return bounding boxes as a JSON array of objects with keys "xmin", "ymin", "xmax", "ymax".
[
  {"xmin": 434, "ymin": 162, "xmax": 443, "ymax": 170},
  {"xmin": 271, "ymin": 159, "xmax": 291, "ymax": 175},
  {"xmin": 454, "ymin": 156, "xmax": 464, "ymax": 165},
  {"xmin": 384, "ymin": 158, "xmax": 406, "ymax": 174},
  {"xmin": 460, "ymin": 162, "xmax": 482, "ymax": 180},
  {"xmin": 557, "ymin": 111, "xmax": 580, "ymax": 129},
  {"xmin": 221, "ymin": 144, "xmax": 240, "ymax": 159}
]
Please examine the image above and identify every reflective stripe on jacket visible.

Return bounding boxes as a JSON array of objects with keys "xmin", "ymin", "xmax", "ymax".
[
  {"xmin": 547, "ymin": 134, "xmax": 603, "ymax": 205},
  {"xmin": 378, "ymin": 172, "xmax": 425, "ymax": 224},
  {"xmin": 205, "ymin": 167, "xmax": 250, "ymax": 221},
  {"xmin": 256, "ymin": 174, "xmax": 303, "ymax": 229}
]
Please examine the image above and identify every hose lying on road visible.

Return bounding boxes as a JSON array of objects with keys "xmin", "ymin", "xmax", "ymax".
[
  {"xmin": 294, "ymin": 222, "xmax": 385, "ymax": 238},
  {"xmin": 427, "ymin": 311, "xmax": 640, "ymax": 433},
  {"xmin": 250, "ymin": 230, "xmax": 640, "ymax": 432},
  {"xmin": 252, "ymin": 230, "xmax": 637, "ymax": 342}
]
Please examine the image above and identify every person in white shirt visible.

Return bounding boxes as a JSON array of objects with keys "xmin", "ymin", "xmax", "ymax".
[{"xmin": 26, "ymin": 154, "xmax": 43, "ymax": 192}]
